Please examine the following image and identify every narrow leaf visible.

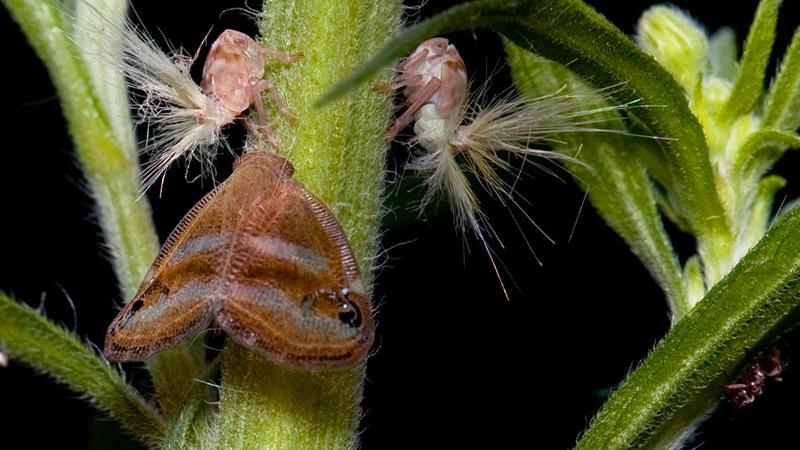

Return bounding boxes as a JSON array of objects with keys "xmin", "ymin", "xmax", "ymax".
[
  {"xmin": 161, "ymin": 397, "xmax": 204, "ymax": 450},
  {"xmin": 721, "ymin": 0, "xmax": 782, "ymax": 121},
  {"xmin": 73, "ymin": 0, "xmax": 138, "ymax": 160},
  {"xmin": 2, "ymin": 0, "xmax": 208, "ymax": 424},
  {"xmin": 738, "ymin": 175, "xmax": 786, "ymax": 256},
  {"xmin": 320, "ymin": 0, "xmax": 733, "ymax": 283},
  {"xmin": 505, "ymin": 43, "xmax": 688, "ymax": 318},
  {"xmin": 0, "ymin": 294, "xmax": 165, "ymax": 446},
  {"xmin": 682, "ymin": 256, "xmax": 705, "ymax": 307},
  {"xmin": 764, "ymin": 28, "xmax": 800, "ymax": 131},
  {"xmin": 733, "ymin": 128, "xmax": 800, "ymax": 181},
  {"xmin": 708, "ymin": 27, "xmax": 738, "ymax": 81},
  {"xmin": 576, "ymin": 203, "xmax": 800, "ymax": 449},
  {"xmin": 3, "ymin": 0, "xmax": 158, "ymax": 300}
]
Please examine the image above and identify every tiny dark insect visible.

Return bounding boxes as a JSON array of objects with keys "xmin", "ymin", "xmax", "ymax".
[{"xmin": 725, "ymin": 343, "xmax": 789, "ymax": 408}]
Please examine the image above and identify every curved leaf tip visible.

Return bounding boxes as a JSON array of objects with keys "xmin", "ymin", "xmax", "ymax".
[{"xmin": 315, "ymin": 1, "xmax": 483, "ymax": 106}]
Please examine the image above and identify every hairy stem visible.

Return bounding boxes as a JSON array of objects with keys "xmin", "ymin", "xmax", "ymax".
[
  {"xmin": 3, "ymin": 0, "xmax": 159, "ymax": 298},
  {"xmin": 213, "ymin": 0, "xmax": 401, "ymax": 448},
  {"xmin": 0, "ymin": 294, "xmax": 165, "ymax": 446},
  {"xmin": 3, "ymin": 0, "xmax": 206, "ymax": 436}
]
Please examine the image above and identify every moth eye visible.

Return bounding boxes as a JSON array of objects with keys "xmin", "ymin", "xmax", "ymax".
[
  {"xmin": 130, "ymin": 299, "xmax": 144, "ymax": 312},
  {"xmin": 234, "ymin": 37, "xmax": 248, "ymax": 48},
  {"xmin": 337, "ymin": 291, "xmax": 362, "ymax": 328},
  {"xmin": 118, "ymin": 299, "xmax": 144, "ymax": 329},
  {"xmin": 435, "ymin": 41, "xmax": 448, "ymax": 51}
]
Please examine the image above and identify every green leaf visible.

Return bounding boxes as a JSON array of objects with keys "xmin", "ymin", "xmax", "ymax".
[
  {"xmin": 727, "ymin": 129, "xmax": 800, "ymax": 244},
  {"xmin": 73, "ymin": 0, "xmax": 138, "ymax": 160},
  {"xmin": 738, "ymin": 175, "xmax": 786, "ymax": 256},
  {"xmin": 764, "ymin": 28, "xmax": 800, "ymax": 131},
  {"xmin": 575, "ymin": 203, "xmax": 800, "ymax": 449},
  {"xmin": 721, "ymin": 0, "xmax": 782, "ymax": 122},
  {"xmin": 2, "ymin": 0, "xmax": 208, "ymax": 429},
  {"xmin": 161, "ymin": 396, "xmax": 204, "ymax": 450},
  {"xmin": 504, "ymin": 42, "xmax": 689, "ymax": 318},
  {"xmin": 145, "ymin": 340, "xmax": 211, "ymax": 422},
  {"xmin": 732, "ymin": 128, "xmax": 800, "ymax": 183},
  {"xmin": 0, "ymin": 294, "xmax": 165, "ymax": 446},
  {"xmin": 320, "ymin": 0, "xmax": 733, "ymax": 284},
  {"xmin": 708, "ymin": 27, "xmax": 738, "ymax": 81},
  {"xmin": 682, "ymin": 256, "xmax": 705, "ymax": 307}
]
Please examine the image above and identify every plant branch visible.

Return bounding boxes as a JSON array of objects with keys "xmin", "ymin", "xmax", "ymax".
[
  {"xmin": 575, "ymin": 203, "xmax": 800, "ymax": 449},
  {"xmin": 3, "ymin": 0, "xmax": 159, "ymax": 298},
  {"xmin": 2, "ymin": 0, "xmax": 209, "ymax": 430},
  {"xmin": 504, "ymin": 42, "xmax": 689, "ymax": 318},
  {"xmin": 0, "ymin": 294, "xmax": 165, "ymax": 446},
  {"xmin": 213, "ymin": 0, "xmax": 401, "ymax": 447}
]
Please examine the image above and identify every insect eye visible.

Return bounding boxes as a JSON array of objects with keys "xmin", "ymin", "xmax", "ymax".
[
  {"xmin": 130, "ymin": 299, "xmax": 144, "ymax": 312},
  {"xmin": 118, "ymin": 299, "xmax": 144, "ymax": 329},
  {"xmin": 337, "ymin": 291, "xmax": 362, "ymax": 328},
  {"xmin": 234, "ymin": 37, "xmax": 248, "ymax": 48},
  {"xmin": 436, "ymin": 41, "xmax": 448, "ymax": 50}
]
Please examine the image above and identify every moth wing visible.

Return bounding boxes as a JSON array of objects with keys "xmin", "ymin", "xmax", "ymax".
[
  {"xmin": 215, "ymin": 156, "xmax": 373, "ymax": 369},
  {"xmin": 104, "ymin": 162, "xmax": 267, "ymax": 361}
]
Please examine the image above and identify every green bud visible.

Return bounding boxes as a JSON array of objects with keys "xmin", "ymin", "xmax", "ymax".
[{"xmin": 636, "ymin": 5, "xmax": 708, "ymax": 90}]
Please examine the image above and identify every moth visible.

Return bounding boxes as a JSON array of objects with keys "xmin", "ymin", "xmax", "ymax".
[
  {"xmin": 726, "ymin": 343, "xmax": 789, "ymax": 408},
  {"xmin": 105, "ymin": 152, "xmax": 374, "ymax": 370}
]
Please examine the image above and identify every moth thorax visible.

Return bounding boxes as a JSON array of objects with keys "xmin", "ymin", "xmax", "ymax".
[{"xmin": 413, "ymin": 104, "xmax": 450, "ymax": 152}]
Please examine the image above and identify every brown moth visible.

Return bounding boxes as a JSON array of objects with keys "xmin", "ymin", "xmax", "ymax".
[{"xmin": 105, "ymin": 152, "xmax": 373, "ymax": 370}]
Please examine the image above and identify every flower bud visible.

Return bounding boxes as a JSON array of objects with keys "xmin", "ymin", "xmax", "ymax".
[{"xmin": 636, "ymin": 6, "xmax": 708, "ymax": 90}]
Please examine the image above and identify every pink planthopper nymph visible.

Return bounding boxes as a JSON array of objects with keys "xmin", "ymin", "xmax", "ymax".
[
  {"xmin": 114, "ymin": 17, "xmax": 299, "ymax": 191},
  {"xmin": 389, "ymin": 37, "xmax": 646, "ymax": 297}
]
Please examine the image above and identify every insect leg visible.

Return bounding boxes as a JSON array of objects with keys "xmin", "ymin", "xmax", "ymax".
[{"xmin": 386, "ymin": 77, "xmax": 442, "ymax": 141}]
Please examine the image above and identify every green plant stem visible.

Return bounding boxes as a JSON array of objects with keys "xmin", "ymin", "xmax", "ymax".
[
  {"xmin": 3, "ymin": 0, "xmax": 206, "ymax": 432},
  {"xmin": 3, "ymin": 0, "xmax": 158, "ymax": 299},
  {"xmin": 0, "ymin": 294, "xmax": 165, "ymax": 446},
  {"xmin": 216, "ymin": 344, "xmax": 366, "ymax": 449},
  {"xmin": 213, "ymin": 0, "xmax": 401, "ymax": 447},
  {"xmin": 575, "ymin": 203, "xmax": 800, "ymax": 449}
]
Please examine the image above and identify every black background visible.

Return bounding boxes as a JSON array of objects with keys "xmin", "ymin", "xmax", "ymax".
[{"xmin": 2, "ymin": 0, "xmax": 800, "ymax": 448}]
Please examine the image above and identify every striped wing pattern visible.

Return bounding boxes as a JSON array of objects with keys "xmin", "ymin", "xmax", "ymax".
[{"xmin": 105, "ymin": 152, "xmax": 374, "ymax": 369}]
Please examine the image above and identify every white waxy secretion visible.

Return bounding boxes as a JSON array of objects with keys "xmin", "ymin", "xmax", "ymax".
[{"xmin": 389, "ymin": 37, "xmax": 644, "ymax": 298}]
